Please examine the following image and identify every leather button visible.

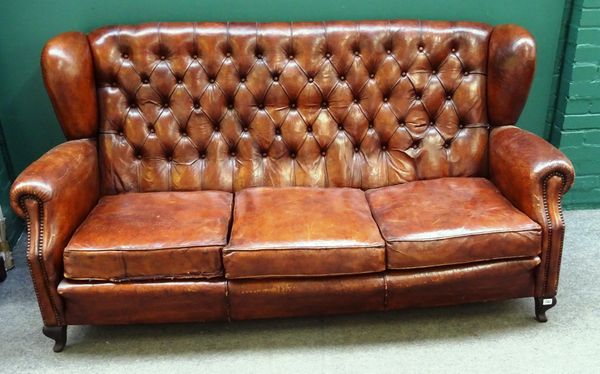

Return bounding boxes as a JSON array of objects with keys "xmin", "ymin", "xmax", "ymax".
[
  {"xmin": 163, "ymin": 102, "xmax": 169, "ymax": 108},
  {"xmin": 275, "ymin": 128, "xmax": 281, "ymax": 135},
  {"xmin": 444, "ymin": 141, "xmax": 451, "ymax": 148},
  {"xmin": 149, "ymin": 127, "xmax": 155, "ymax": 133},
  {"xmin": 353, "ymin": 98, "xmax": 359, "ymax": 104},
  {"xmin": 167, "ymin": 156, "xmax": 173, "ymax": 161},
  {"xmin": 459, "ymin": 123, "xmax": 465, "ymax": 129},
  {"xmin": 429, "ymin": 121, "xmax": 434, "ymax": 126},
  {"xmin": 418, "ymin": 45, "xmax": 424, "ymax": 52},
  {"xmin": 354, "ymin": 50, "xmax": 360, "ymax": 56},
  {"xmin": 261, "ymin": 152, "xmax": 268, "ymax": 157},
  {"xmin": 386, "ymin": 49, "xmax": 392, "ymax": 54},
  {"xmin": 142, "ymin": 77, "xmax": 149, "ymax": 84},
  {"xmin": 192, "ymin": 54, "xmax": 198, "ymax": 59},
  {"xmin": 182, "ymin": 132, "xmax": 187, "ymax": 137},
  {"xmin": 122, "ymin": 53, "xmax": 129, "ymax": 59},
  {"xmin": 381, "ymin": 144, "xmax": 387, "ymax": 151},
  {"xmin": 321, "ymin": 101, "xmax": 328, "ymax": 108},
  {"xmin": 111, "ymin": 81, "xmax": 118, "ymax": 87},
  {"xmin": 446, "ymin": 94, "xmax": 452, "ymax": 100},
  {"xmin": 226, "ymin": 52, "xmax": 232, "ymax": 57},
  {"xmin": 240, "ymin": 77, "xmax": 246, "ymax": 83},
  {"xmin": 368, "ymin": 123, "xmax": 374, "ymax": 129},
  {"xmin": 369, "ymin": 73, "xmax": 375, "ymax": 79},
  {"xmin": 273, "ymin": 75, "xmax": 279, "ymax": 81},
  {"xmin": 325, "ymin": 52, "xmax": 331, "ymax": 59},
  {"xmin": 230, "ymin": 151, "xmax": 236, "ymax": 157},
  {"xmin": 256, "ymin": 53, "xmax": 263, "ymax": 59},
  {"xmin": 451, "ymin": 48, "xmax": 457, "ymax": 53},
  {"xmin": 118, "ymin": 131, "xmax": 124, "ymax": 136},
  {"xmin": 290, "ymin": 102, "xmax": 296, "ymax": 109},
  {"xmin": 464, "ymin": 71, "xmax": 470, "ymax": 76},
  {"xmin": 290, "ymin": 152, "xmax": 296, "ymax": 158},
  {"xmin": 338, "ymin": 125, "xmax": 343, "ymax": 130},
  {"xmin": 383, "ymin": 97, "xmax": 389, "ymax": 102},
  {"xmin": 209, "ymin": 78, "xmax": 215, "ymax": 83},
  {"xmin": 339, "ymin": 75, "xmax": 346, "ymax": 81},
  {"xmin": 321, "ymin": 150, "xmax": 327, "ymax": 156},
  {"xmin": 136, "ymin": 154, "xmax": 142, "ymax": 159},
  {"xmin": 130, "ymin": 103, "xmax": 137, "ymax": 109},
  {"xmin": 214, "ymin": 125, "xmax": 220, "ymax": 132},
  {"xmin": 401, "ymin": 71, "xmax": 407, "ymax": 77},
  {"xmin": 432, "ymin": 70, "xmax": 437, "ymax": 74},
  {"xmin": 228, "ymin": 103, "xmax": 234, "ymax": 109},
  {"xmin": 193, "ymin": 102, "xmax": 200, "ymax": 109},
  {"xmin": 306, "ymin": 126, "xmax": 312, "ymax": 132},
  {"xmin": 242, "ymin": 126, "xmax": 249, "ymax": 132},
  {"xmin": 308, "ymin": 77, "xmax": 314, "ymax": 83},
  {"xmin": 160, "ymin": 55, "xmax": 166, "ymax": 60},
  {"xmin": 412, "ymin": 141, "xmax": 420, "ymax": 149},
  {"xmin": 177, "ymin": 79, "xmax": 183, "ymax": 84},
  {"xmin": 354, "ymin": 146, "xmax": 360, "ymax": 152},
  {"xmin": 257, "ymin": 103, "xmax": 265, "ymax": 110},
  {"xmin": 200, "ymin": 152, "xmax": 206, "ymax": 159},
  {"xmin": 288, "ymin": 54, "xmax": 294, "ymax": 60},
  {"xmin": 415, "ymin": 95, "xmax": 421, "ymax": 100},
  {"xmin": 398, "ymin": 120, "xmax": 405, "ymax": 127}
]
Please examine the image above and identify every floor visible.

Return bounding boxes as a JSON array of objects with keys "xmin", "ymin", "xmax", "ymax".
[{"xmin": 1, "ymin": 209, "xmax": 599, "ymax": 373}]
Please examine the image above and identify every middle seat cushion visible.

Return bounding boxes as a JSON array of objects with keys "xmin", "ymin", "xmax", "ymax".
[{"xmin": 224, "ymin": 187, "xmax": 385, "ymax": 279}]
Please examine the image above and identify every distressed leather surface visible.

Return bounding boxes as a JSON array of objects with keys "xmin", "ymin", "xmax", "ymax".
[
  {"xmin": 366, "ymin": 177, "xmax": 542, "ymax": 269},
  {"xmin": 89, "ymin": 21, "xmax": 491, "ymax": 194},
  {"xmin": 12, "ymin": 20, "xmax": 577, "ymax": 328},
  {"xmin": 63, "ymin": 191, "xmax": 232, "ymax": 281},
  {"xmin": 224, "ymin": 187, "xmax": 384, "ymax": 279}
]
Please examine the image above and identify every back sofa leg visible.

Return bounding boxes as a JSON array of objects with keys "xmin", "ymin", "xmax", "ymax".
[
  {"xmin": 42, "ymin": 325, "xmax": 67, "ymax": 352},
  {"xmin": 534, "ymin": 297, "xmax": 557, "ymax": 323}
]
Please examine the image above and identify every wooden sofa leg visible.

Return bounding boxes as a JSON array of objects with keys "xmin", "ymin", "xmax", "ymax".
[
  {"xmin": 534, "ymin": 297, "xmax": 557, "ymax": 323},
  {"xmin": 42, "ymin": 326, "xmax": 67, "ymax": 352}
]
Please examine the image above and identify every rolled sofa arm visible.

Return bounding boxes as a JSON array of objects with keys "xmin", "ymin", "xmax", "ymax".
[
  {"xmin": 489, "ymin": 126, "xmax": 574, "ymax": 298},
  {"xmin": 10, "ymin": 139, "xmax": 100, "ymax": 326}
]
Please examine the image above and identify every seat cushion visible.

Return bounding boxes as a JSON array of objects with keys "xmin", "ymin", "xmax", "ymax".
[
  {"xmin": 224, "ymin": 187, "xmax": 385, "ymax": 279},
  {"xmin": 366, "ymin": 178, "xmax": 542, "ymax": 270},
  {"xmin": 64, "ymin": 191, "xmax": 232, "ymax": 281}
]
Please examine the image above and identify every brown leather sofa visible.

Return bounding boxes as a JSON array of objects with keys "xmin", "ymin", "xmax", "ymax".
[{"xmin": 10, "ymin": 20, "xmax": 575, "ymax": 352}]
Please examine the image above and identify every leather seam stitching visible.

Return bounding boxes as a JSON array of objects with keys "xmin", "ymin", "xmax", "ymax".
[
  {"xmin": 541, "ymin": 171, "xmax": 567, "ymax": 296},
  {"xmin": 19, "ymin": 194, "xmax": 64, "ymax": 326}
]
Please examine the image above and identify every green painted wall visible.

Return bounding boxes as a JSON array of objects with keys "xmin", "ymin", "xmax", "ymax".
[
  {"xmin": 550, "ymin": 0, "xmax": 600, "ymax": 209},
  {"xmin": 0, "ymin": 0, "xmax": 569, "ymax": 176}
]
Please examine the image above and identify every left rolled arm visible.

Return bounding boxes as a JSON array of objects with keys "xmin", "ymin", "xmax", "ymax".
[{"xmin": 489, "ymin": 125, "xmax": 574, "ymax": 297}]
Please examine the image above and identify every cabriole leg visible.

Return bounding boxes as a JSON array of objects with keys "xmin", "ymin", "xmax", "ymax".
[
  {"xmin": 534, "ymin": 297, "xmax": 557, "ymax": 323},
  {"xmin": 42, "ymin": 325, "xmax": 67, "ymax": 352}
]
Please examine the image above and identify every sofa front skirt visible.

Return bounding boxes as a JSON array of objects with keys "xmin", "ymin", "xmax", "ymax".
[{"xmin": 57, "ymin": 257, "xmax": 540, "ymax": 325}]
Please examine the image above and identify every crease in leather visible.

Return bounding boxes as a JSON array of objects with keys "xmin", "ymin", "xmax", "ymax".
[
  {"xmin": 384, "ymin": 227, "xmax": 541, "ymax": 242},
  {"xmin": 385, "ymin": 251, "xmax": 541, "ymax": 270}
]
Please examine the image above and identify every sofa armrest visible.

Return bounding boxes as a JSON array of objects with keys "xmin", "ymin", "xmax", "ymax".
[
  {"xmin": 10, "ymin": 139, "xmax": 100, "ymax": 326},
  {"xmin": 489, "ymin": 126, "xmax": 574, "ymax": 298}
]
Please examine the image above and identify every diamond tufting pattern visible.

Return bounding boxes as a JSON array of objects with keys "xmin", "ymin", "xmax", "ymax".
[{"xmin": 90, "ymin": 20, "xmax": 491, "ymax": 193}]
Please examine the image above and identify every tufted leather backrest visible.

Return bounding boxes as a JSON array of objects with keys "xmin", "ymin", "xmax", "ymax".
[{"xmin": 89, "ymin": 20, "xmax": 493, "ymax": 193}]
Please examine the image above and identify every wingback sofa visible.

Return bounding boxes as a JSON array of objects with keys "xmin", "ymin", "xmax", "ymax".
[{"xmin": 10, "ymin": 20, "xmax": 574, "ymax": 352}]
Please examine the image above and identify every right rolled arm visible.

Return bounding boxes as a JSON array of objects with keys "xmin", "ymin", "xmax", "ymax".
[{"xmin": 10, "ymin": 139, "xmax": 100, "ymax": 326}]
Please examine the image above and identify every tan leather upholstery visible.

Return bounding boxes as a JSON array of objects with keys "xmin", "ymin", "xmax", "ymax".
[
  {"xmin": 90, "ymin": 21, "xmax": 491, "ymax": 194},
  {"xmin": 366, "ymin": 177, "xmax": 541, "ymax": 269},
  {"xmin": 10, "ymin": 21, "xmax": 576, "ymax": 340},
  {"xmin": 224, "ymin": 187, "xmax": 384, "ymax": 279},
  {"xmin": 58, "ymin": 280, "xmax": 228, "ymax": 324},
  {"xmin": 63, "ymin": 191, "xmax": 232, "ymax": 282}
]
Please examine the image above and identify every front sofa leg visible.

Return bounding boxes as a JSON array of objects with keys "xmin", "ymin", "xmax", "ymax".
[
  {"xmin": 534, "ymin": 297, "xmax": 557, "ymax": 323},
  {"xmin": 42, "ymin": 326, "xmax": 67, "ymax": 352}
]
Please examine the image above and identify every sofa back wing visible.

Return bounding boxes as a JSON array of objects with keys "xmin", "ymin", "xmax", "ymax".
[{"xmin": 87, "ymin": 20, "xmax": 494, "ymax": 193}]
